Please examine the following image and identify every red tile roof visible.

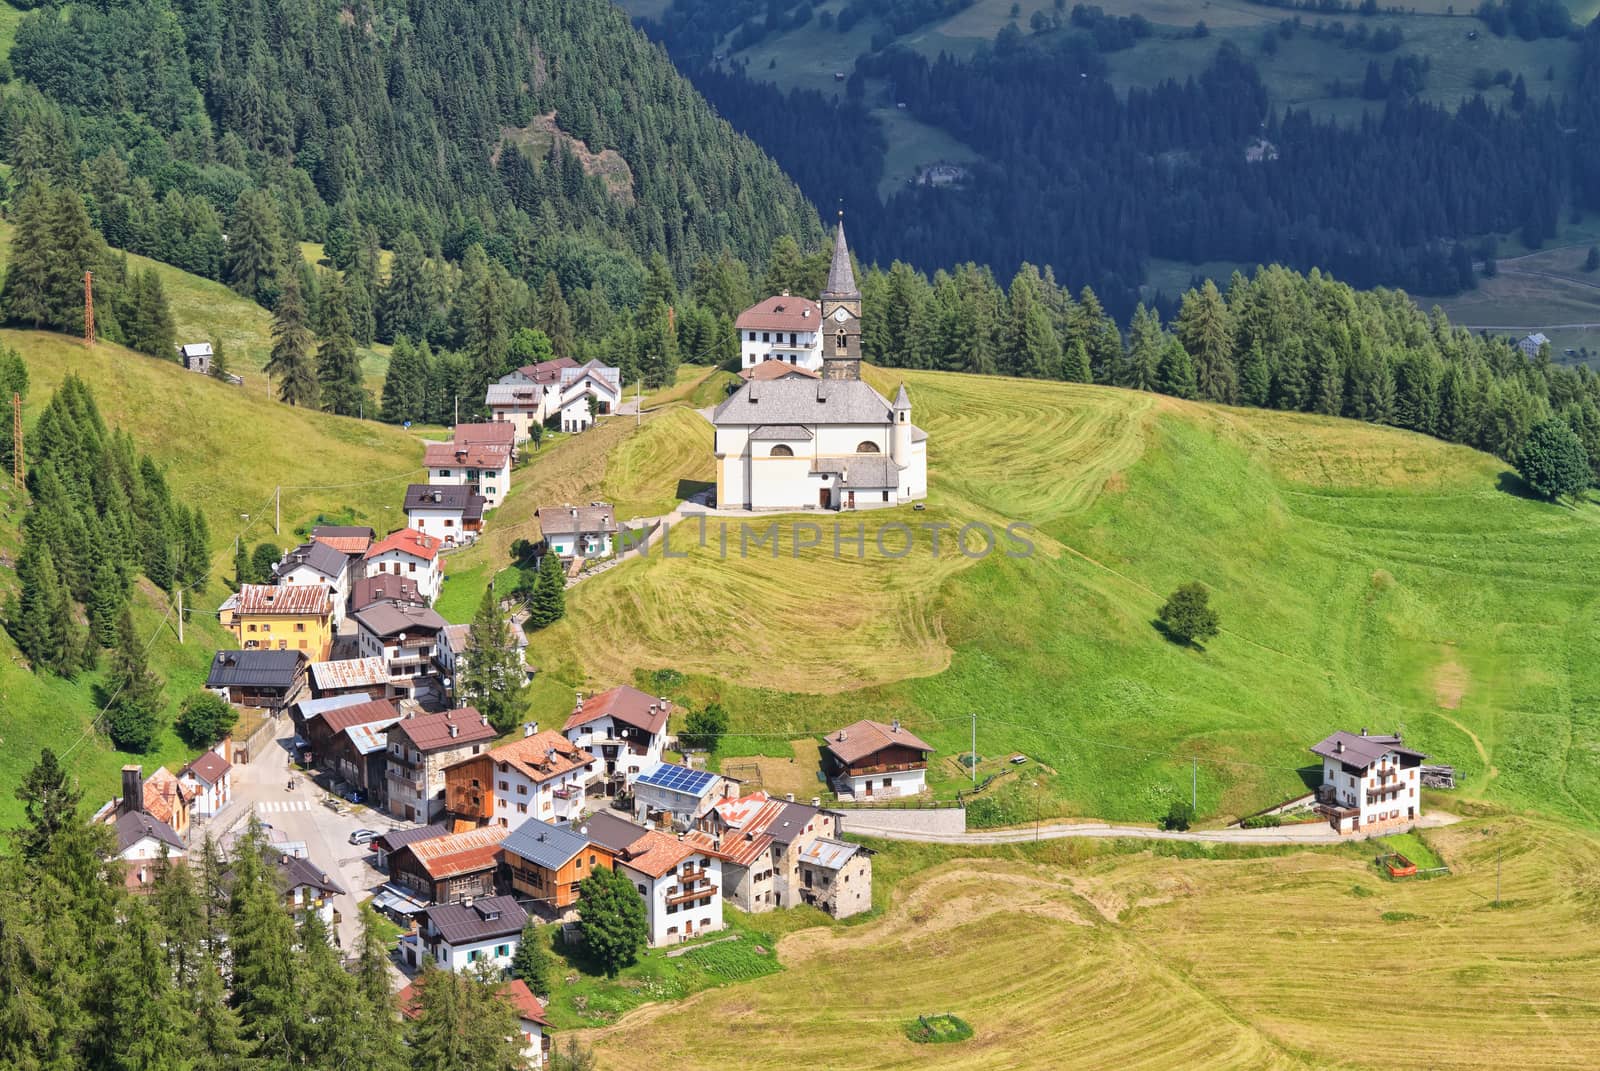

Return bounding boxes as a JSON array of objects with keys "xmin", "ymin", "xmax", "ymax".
[
  {"xmin": 141, "ymin": 767, "xmax": 193, "ymax": 825},
  {"xmin": 488, "ymin": 730, "xmax": 594, "ymax": 785},
  {"xmin": 234, "ymin": 583, "xmax": 333, "ymax": 617},
  {"xmin": 822, "ymin": 719, "xmax": 935, "ymax": 765},
  {"xmin": 683, "ymin": 827, "xmax": 773, "ymax": 869},
  {"xmin": 563, "ymin": 686, "xmax": 672, "ymax": 736},
  {"xmin": 320, "ymin": 697, "xmax": 402, "ymax": 735},
  {"xmin": 615, "ymin": 829, "xmax": 695, "ymax": 879},
  {"xmin": 422, "ymin": 442, "xmax": 511, "ymax": 470},
  {"xmin": 402, "ymin": 824, "xmax": 509, "ymax": 879},
  {"xmin": 364, "ymin": 527, "xmax": 443, "ymax": 563},
  {"xmin": 392, "ymin": 708, "xmax": 497, "ymax": 752},
  {"xmin": 736, "ymin": 295, "xmax": 822, "ymax": 332}
]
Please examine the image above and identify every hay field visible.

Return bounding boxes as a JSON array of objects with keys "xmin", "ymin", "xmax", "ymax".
[{"xmin": 586, "ymin": 816, "xmax": 1600, "ymax": 1069}]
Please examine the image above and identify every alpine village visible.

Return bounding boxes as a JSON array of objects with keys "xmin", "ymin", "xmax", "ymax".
[{"xmin": 4, "ymin": 1, "xmax": 1600, "ymax": 1069}]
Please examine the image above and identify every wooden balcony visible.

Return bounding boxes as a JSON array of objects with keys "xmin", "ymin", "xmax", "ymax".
[
  {"xmin": 678, "ymin": 867, "xmax": 709, "ymax": 884},
  {"xmin": 666, "ymin": 883, "xmax": 716, "ymax": 906},
  {"xmin": 845, "ymin": 760, "xmax": 926, "ymax": 777}
]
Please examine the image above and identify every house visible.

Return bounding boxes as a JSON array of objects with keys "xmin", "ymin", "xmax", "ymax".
[
  {"xmin": 821, "ymin": 719, "xmax": 934, "ymax": 800},
  {"xmin": 268, "ymin": 852, "xmax": 345, "ymax": 939},
  {"xmin": 385, "ymin": 707, "xmax": 498, "ymax": 822},
  {"xmin": 291, "ymin": 693, "xmax": 370, "ymax": 759},
  {"xmin": 353, "ymin": 601, "xmax": 450, "ymax": 702},
  {"xmin": 388, "ymin": 824, "xmax": 510, "ymax": 904},
  {"xmin": 424, "ymin": 439, "xmax": 514, "ymax": 511},
  {"xmin": 205, "ymin": 649, "xmax": 308, "ymax": 711},
  {"xmin": 351, "ymin": 573, "xmax": 429, "ymax": 613},
  {"xmin": 562, "ymin": 686, "xmax": 672, "ymax": 796},
  {"xmin": 311, "ymin": 524, "xmax": 375, "ymax": 559},
  {"xmin": 273, "ymin": 541, "xmax": 354, "ymax": 627},
  {"xmin": 500, "ymin": 817, "xmax": 615, "ymax": 911},
  {"xmin": 179, "ymin": 747, "xmax": 233, "ymax": 818},
  {"xmin": 1519, "ymin": 332, "xmax": 1550, "ymax": 360},
  {"xmin": 437, "ymin": 619, "xmax": 530, "ymax": 698},
  {"xmin": 535, "ymin": 503, "xmax": 617, "ymax": 562},
  {"xmin": 327, "ymin": 710, "xmax": 406, "ymax": 805},
  {"xmin": 371, "ymin": 822, "xmax": 452, "ymax": 872},
  {"xmin": 453, "ymin": 420, "xmax": 518, "ymax": 460},
  {"xmin": 711, "ymin": 219, "xmax": 927, "ymax": 512},
  {"xmin": 98, "ymin": 766, "xmax": 187, "ymax": 890},
  {"xmin": 398, "ymin": 977, "xmax": 552, "ymax": 1068},
  {"xmin": 176, "ymin": 341, "xmax": 213, "ymax": 375},
  {"xmin": 552, "ymin": 360, "xmax": 622, "ymax": 433},
  {"xmin": 112, "ymin": 765, "xmax": 193, "ymax": 842},
  {"xmin": 414, "ymin": 895, "xmax": 528, "ymax": 971},
  {"xmin": 403, "ymin": 484, "xmax": 485, "ymax": 547},
  {"xmin": 688, "ymin": 792, "xmax": 844, "ymax": 911},
  {"xmin": 445, "ymin": 728, "xmax": 595, "ymax": 828},
  {"xmin": 1310, "ymin": 729, "xmax": 1426, "ymax": 835},
  {"xmin": 630, "ymin": 763, "xmax": 739, "ymax": 832},
  {"xmin": 794, "ymin": 838, "xmax": 871, "ymax": 918},
  {"xmin": 490, "ymin": 358, "xmax": 581, "ymax": 441},
  {"xmin": 739, "ymin": 360, "xmax": 820, "ymax": 384},
  {"xmin": 297, "ymin": 696, "xmax": 402, "ymax": 763},
  {"xmin": 229, "ymin": 583, "xmax": 335, "ymax": 661},
  {"xmin": 735, "ymin": 293, "xmax": 824, "ymax": 374},
  {"xmin": 362, "ymin": 528, "xmax": 446, "ymax": 603},
  {"xmin": 307, "ymin": 656, "xmax": 392, "ymax": 702},
  {"xmin": 584, "ymin": 817, "xmax": 723, "ymax": 947}
]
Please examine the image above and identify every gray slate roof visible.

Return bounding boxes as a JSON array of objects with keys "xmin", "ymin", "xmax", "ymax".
[
  {"xmin": 713, "ymin": 378, "xmax": 895, "ymax": 427},
  {"xmin": 423, "ymin": 895, "xmax": 527, "ymax": 945},
  {"xmin": 277, "ymin": 853, "xmax": 345, "ymax": 897},
  {"xmin": 114, "ymin": 810, "xmax": 186, "ymax": 854},
  {"xmin": 501, "ymin": 817, "xmax": 589, "ymax": 870},
  {"xmin": 537, "ymin": 503, "xmax": 617, "ymax": 537},
  {"xmin": 206, "ymin": 649, "xmax": 306, "ymax": 689},
  {"xmin": 275, "ymin": 540, "xmax": 350, "ymax": 582},
  {"xmin": 373, "ymin": 822, "xmax": 453, "ymax": 854},
  {"xmin": 810, "ymin": 454, "xmax": 903, "ymax": 489},
  {"xmin": 1309, "ymin": 731, "xmax": 1426, "ymax": 769},
  {"xmin": 566, "ymin": 811, "xmax": 651, "ymax": 855},
  {"xmin": 749, "ymin": 425, "xmax": 813, "ymax": 440},
  {"xmin": 822, "ymin": 217, "xmax": 859, "ymax": 300},
  {"xmin": 354, "ymin": 601, "xmax": 448, "ymax": 639},
  {"xmin": 765, "ymin": 801, "xmax": 823, "ymax": 846},
  {"xmin": 403, "ymin": 484, "xmax": 485, "ymax": 519}
]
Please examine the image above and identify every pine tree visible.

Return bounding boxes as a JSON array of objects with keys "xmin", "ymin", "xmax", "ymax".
[
  {"xmin": 460, "ymin": 585, "xmax": 525, "ymax": 733},
  {"xmin": 89, "ymin": 555, "xmax": 125, "ymax": 648},
  {"xmin": 208, "ymin": 337, "xmax": 232, "ymax": 381},
  {"xmin": 14, "ymin": 747, "xmax": 82, "ymax": 862},
  {"xmin": 316, "ymin": 275, "xmax": 365, "ymax": 416},
  {"xmin": 1175, "ymin": 280, "xmax": 1237, "ymax": 403},
  {"xmin": 266, "ymin": 272, "xmax": 318, "ymax": 407},
  {"xmin": 407, "ymin": 963, "xmax": 524, "ymax": 1071},
  {"xmin": 510, "ymin": 917, "xmax": 554, "ymax": 996},
  {"xmin": 225, "ymin": 190, "xmax": 284, "ymax": 307},
  {"xmin": 104, "ymin": 610, "xmax": 163, "ymax": 752},
  {"xmin": 1, "ymin": 183, "xmax": 57, "ymax": 328},
  {"xmin": 380, "ymin": 232, "xmax": 434, "ymax": 344},
  {"xmin": 228, "ymin": 827, "xmax": 302, "ymax": 1066},
  {"xmin": 84, "ymin": 898, "xmax": 195, "ymax": 1071},
  {"xmin": 1123, "ymin": 304, "xmax": 1164, "ymax": 391},
  {"xmin": 537, "ymin": 271, "xmax": 576, "ymax": 355},
  {"xmin": 1238, "ymin": 342, "xmax": 1271, "ymax": 407},
  {"xmin": 349, "ymin": 906, "xmax": 407, "ymax": 1071},
  {"xmin": 527, "ymin": 548, "xmax": 567, "ymax": 629},
  {"xmin": 1157, "ymin": 339, "xmax": 1198, "ymax": 400},
  {"xmin": 1062, "ymin": 339, "xmax": 1091, "ymax": 383}
]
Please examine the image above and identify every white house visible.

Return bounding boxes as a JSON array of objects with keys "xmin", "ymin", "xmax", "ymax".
[
  {"xmin": 631, "ymin": 763, "xmax": 738, "ymax": 832},
  {"xmin": 271, "ymin": 853, "xmax": 345, "ymax": 940},
  {"xmin": 562, "ymin": 686, "xmax": 672, "ymax": 795},
  {"xmin": 820, "ymin": 719, "xmax": 934, "ymax": 800},
  {"xmin": 178, "ymin": 746, "xmax": 232, "ymax": 818},
  {"xmin": 99, "ymin": 767, "xmax": 189, "ymax": 890},
  {"xmin": 353, "ymin": 601, "xmax": 449, "ymax": 701},
  {"xmin": 478, "ymin": 729, "xmax": 596, "ymax": 826},
  {"xmin": 712, "ymin": 219, "xmax": 928, "ymax": 512},
  {"xmin": 614, "ymin": 828, "xmax": 724, "ymax": 947},
  {"xmin": 490, "ymin": 357, "xmax": 581, "ymax": 440},
  {"xmin": 536, "ymin": 503, "xmax": 617, "ymax": 562},
  {"xmin": 553, "ymin": 360, "xmax": 622, "ymax": 433},
  {"xmin": 403, "ymin": 484, "xmax": 484, "ymax": 547},
  {"xmin": 736, "ymin": 293, "xmax": 824, "ymax": 373},
  {"xmin": 362, "ymin": 528, "xmax": 445, "ymax": 603},
  {"xmin": 423, "ymin": 440, "xmax": 513, "ymax": 511},
  {"xmin": 274, "ymin": 540, "xmax": 353, "ymax": 627},
  {"xmin": 416, "ymin": 895, "xmax": 527, "ymax": 971},
  {"xmin": 1311, "ymin": 730, "xmax": 1426, "ymax": 835}
]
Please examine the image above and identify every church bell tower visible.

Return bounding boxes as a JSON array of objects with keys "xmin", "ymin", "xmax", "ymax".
[{"xmin": 820, "ymin": 212, "xmax": 862, "ymax": 382}]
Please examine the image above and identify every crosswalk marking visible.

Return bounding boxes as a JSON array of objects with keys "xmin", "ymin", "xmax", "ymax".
[{"xmin": 254, "ymin": 800, "xmax": 312, "ymax": 814}]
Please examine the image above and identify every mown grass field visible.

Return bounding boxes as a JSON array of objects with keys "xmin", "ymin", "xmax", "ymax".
[
  {"xmin": 584, "ymin": 814, "xmax": 1600, "ymax": 1069},
  {"xmin": 0, "ymin": 331, "xmax": 425, "ymax": 824},
  {"xmin": 526, "ymin": 363, "xmax": 1600, "ymax": 831}
]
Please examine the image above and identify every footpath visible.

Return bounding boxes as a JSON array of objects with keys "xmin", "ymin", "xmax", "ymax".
[{"xmin": 842, "ymin": 810, "xmax": 1461, "ymax": 846}]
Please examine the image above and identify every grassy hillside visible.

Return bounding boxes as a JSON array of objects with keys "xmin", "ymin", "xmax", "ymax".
[
  {"xmin": 584, "ymin": 813, "xmax": 1600, "ymax": 1069},
  {"xmin": 0, "ymin": 331, "xmax": 425, "ymax": 823},
  {"xmin": 527, "ymin": 365, "xmax": 1600, "ymax": 829}
]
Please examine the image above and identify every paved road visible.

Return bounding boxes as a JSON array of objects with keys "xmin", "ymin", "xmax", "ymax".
[
  {"xmin": 201, "ymin": 715, "xmax": 415, "ymax": 949},
  {"xmin": 845, "ymin": 811, "xmax": 1461, "ymax": 846}
]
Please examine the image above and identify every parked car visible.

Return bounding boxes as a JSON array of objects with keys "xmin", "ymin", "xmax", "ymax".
[{"xmin": 348, "ymin": 829, "xmax": 380, "ymax": 846}]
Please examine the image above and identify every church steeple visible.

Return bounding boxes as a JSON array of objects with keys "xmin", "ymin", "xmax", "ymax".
[{"xmin": 820, "ymin": 211, "xmax": 862, "ymax": 381}]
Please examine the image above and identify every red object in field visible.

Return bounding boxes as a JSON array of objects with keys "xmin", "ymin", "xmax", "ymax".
[{"xmin": 1385, "ymin": 853, "xmax": 1417, "ymax": 878}]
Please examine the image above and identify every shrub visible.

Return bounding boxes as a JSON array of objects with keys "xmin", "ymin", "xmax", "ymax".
[
  {"xmin": 904, "ymin": 1014, "xmax": 974, "ymax": 1044},
  {"xmin": 1157, "ymin": 582, "xmax": 1220, "ymax": 646},
  {"xmin": 1239, "ymin": 812, "xmax": 1282, "ymax": 829},
  {"xmin": 1159, "ymin": 799, "xmax": 1194, "ymax": 831},
  {"xmin": 175, "ymin": 690, "xmax": 238, "ymax": 747}
]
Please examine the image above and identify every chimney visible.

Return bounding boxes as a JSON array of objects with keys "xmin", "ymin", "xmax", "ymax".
[
  {"xmin": 837, "ymin": 729, "xmax": 847, "ymax": 742},
  {"xmin": 785, "ymin": 793, "xmax": 795, "ymax": 803},
  {"xmin": 121, "ymin": 766, "xmax": 144, "ymax": 814},
  {"xmin": 891, "ymin": 718, "xmax": 900, "ymax": 734},
  {"xmin": 1360, "ymin": 727, "xmax": 1367, "ymax": 737},
  {"xmin": 449, "ymin": 723, "xmax": 459, "ymax": 739},
  {"xmin": 480, "ymin": 713, "xmax": 489, "ymax": 727},
  {"xmin": 524, "ymin": 722, "xmax": 537, "ymax": 737},
  {"xmin": 1335, "ymin": 740, "xmax": 1344, "ymax": 754},
  {"xmin": 659, "ymin": 697, "xmax": 669, "ymax": 707},
  {"xmin": 812, "ymin": 797, "xmax": 821, "ymax": 808}
]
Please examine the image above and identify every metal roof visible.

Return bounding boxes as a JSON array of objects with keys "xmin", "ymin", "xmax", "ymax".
[
  {"xmin": 797, "ymin": 836, "xmax": 860, "ymax": 871},
  {"xmin": 295, "ymin": 693, "xmax": 371, "ymax": 722},
  {"xmin": 309, "ymin": 656, "xmax": 391, "ymax": 691},
  {"xmin": 1309, "ymin": 731, "xmax": 1426, "ymax": 769},
  {"xmin": 501, "ymin": 817, "xmax": 590, "ymax": 871},
  {"xmin": 634, "ymin": 762, "xmax": 717, "ymax": 798},
  {"xmin": 749, "ymin": 424, "xmax": 813, "ymax": 440},
  {"xmin": 712, "ymin": 377, "xmax": 896, "ymax": 427},
  {"xmin": 422, "ymin": 895, "xmax": 527, "ymax": 946},
  {"xmin": 206, "ymin": 649, "xmax": 306, "ymax": 689}
]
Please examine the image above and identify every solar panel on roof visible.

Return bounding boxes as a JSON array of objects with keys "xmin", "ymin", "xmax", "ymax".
[{"xmin": 637, "ymin": 764, "xmax": 715, "ymax": 794}]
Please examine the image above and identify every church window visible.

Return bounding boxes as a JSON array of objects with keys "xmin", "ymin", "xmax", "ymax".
[
  {"xmin": 835, "ymin": 331, "xmax": 848, "ymax": 352},
  {"xmin": 770, "ymin": 444, "xmax": 794, "ymax": 457},
  {"xmin": 855, "ymin": 441, "xmax": 880, "ymax": 454}
]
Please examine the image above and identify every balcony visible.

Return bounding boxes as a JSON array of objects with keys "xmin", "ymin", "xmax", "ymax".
[
  {"xmin": 1315, "ymin": 785, "xmax": 1357, "ymax": 817},
  {"xmin": 667, "ymin": 883, "xmax": 717, "ymax": 907},
  {"xmin": 678, "ymin": 867, "xmax": 709, "ymax": 884},
  {"xmin": 847, "ymin": 760, "xmax": 926, "ymax": 776},
  {"xmin": 552, "ymin": 785, "xmax": 579, "ymax": 801}
]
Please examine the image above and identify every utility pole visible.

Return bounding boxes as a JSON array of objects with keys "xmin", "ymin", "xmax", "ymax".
[
  {"xmin": 83, "ymin": 271, "xmax": 95, "ymax": 345},
  {"xmin": 275, "ymin": 486, "xmax": 281, "ymax": 535},
  {"xmin": 176, "ymin": 587, "xmax": 183, "ymax": 644},
  {"xmin": 11, "ymin": 391, "xmax": 22, "ymax": 491},
  {"xmin": 454, "ymin": 393, "xmax": 459, "ymax": 427},
  {"xmin": 636, "ymin": 377, "xmax": 641, "ymax": 428},
  {"xmin": 1192, "ymin": 756, "xmax": 1198, "ymax": 813},
  {"xmin": 970, "ymin": 712, "xmax": 977, "ymax": 787},
  {"xmin": 1496, "ymin": 845, "xmax": 1501, "ymax": 906}
]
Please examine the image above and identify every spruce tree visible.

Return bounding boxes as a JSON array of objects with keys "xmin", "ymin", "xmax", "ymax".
[
  {"xmin": 266, "ymin": 272, "xmax": 318, "ymax": 407},
  {"xmin": 527, "ymin": 548, "xmax": 567, "ymax": 629},
  {"xmin": 316, "ymin": 275, "xmax": 365, "ymax": 416},
  {"xmin": 1062, "ymin": 339, "xmax": 1091, "ymax": 383},
  {"xmin": 1123, "ymin": 304, "xmax": 1164, "ymax": 391},
  {"xmin": 460, "ymin": 585, "xmax": 525, "ymax": 733},
  {"xmin": 89, "ymin": 556, "xmax": 124, "ymax": 648},
  {"xmin": 0, "ymin": 182, "xmax": 56, "ymax": 328},
  {"xmin": 84, "ymin": 898, "xmax": 195, "ymax": 1071},
  {"xmin": 225, "ymin": 190, "xmax": 284, "ymax": 307},
  {"xmin": 208, "ymin": 337, "xmax": 231, "ymax": 381},
  {"xmin": 14, "ymin": 747, "xmax": 82, "ymax": 862},
  {"xmin": 537, "ymin": 271, "xmax": 576, "ymax": 355},
  {"xmin": 1175, "ymin": 280, "xmax": 1237, "ymax": 404},
  {"xmin": 227, "ymin": 826, "xmax": 301, "ymax": 1066},
  {"xmin": 380, "ymin": 232, "xmax": 434, "ymax": 344},
  {"xmin": 1157, "ymin": 339, "xmax": 1198, "ymax": 400},
  {"xmin": 104, "ymin": 610, "xmax": 163, "ymax": 752},
  {"xmin": 509, "ymin": 917, "xmax": 554, "ymax": 996},
  {"xmin": 349, "ymin": 907, "xmax": 407, "ymax": 1071}
]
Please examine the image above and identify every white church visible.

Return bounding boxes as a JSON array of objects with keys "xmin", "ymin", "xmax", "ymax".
[{"xmin": 712, "ymin": 217, "xmax": 928, "ymax": 511}]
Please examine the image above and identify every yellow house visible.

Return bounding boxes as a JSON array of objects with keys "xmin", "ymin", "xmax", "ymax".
[{"xmin": 230, "ymin": 583, "xmax": 335, "ymax": 661}]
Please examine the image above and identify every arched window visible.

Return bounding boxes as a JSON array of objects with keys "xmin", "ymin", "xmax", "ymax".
[
  {"xmin": 770, "ymin": 444, "xmax": 794, "ymax": 457},
  {"xmin": 855, "ymin": 441, "xmax": 880, "ymax": 454},
  {"xmin": 835, "ymin": 330, "xmax": 848, "ymax": 353}
]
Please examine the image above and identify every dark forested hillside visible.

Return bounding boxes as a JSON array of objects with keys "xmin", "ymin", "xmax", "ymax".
[{"xmin": 4, "ymin": 0, "xmax": 820, "ymax": 287}]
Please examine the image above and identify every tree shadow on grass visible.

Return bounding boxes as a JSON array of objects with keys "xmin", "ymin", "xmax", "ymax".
[
  {"xmin": 1495, "ymin": 470, "xmax": 1549, "ymax": 503},
  {"xmin": 1296, "ymin": 765, "xmax": 1323, "ymax": 792},
  {"xmin": 1150, "ymin": 618, "xmax": 1207, "ymax": 652},
  {"xmin": 676, "ymin": 479, "xmax": 714, "ymax": 502}
]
